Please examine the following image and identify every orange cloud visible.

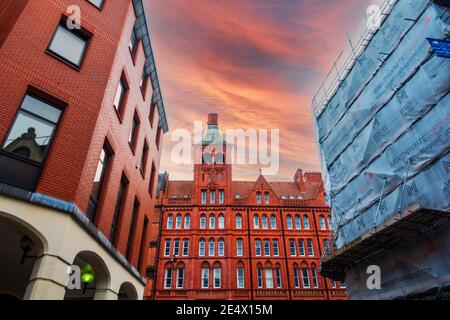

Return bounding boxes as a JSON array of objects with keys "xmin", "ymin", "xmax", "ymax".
[{"xmin": 145, "ymin": 0, "xmax": 374, "ymax": 181}]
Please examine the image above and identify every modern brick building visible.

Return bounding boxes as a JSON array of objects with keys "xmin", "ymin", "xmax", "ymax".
[
  {"xmin": 0, "ymin": 0, "xmax": 168, "ymax": 299},
  {"xmin": 146, "ymin": 114, "xmax": 346, "ymax": 300}
]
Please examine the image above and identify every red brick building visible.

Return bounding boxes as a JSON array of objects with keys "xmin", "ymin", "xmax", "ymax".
[
  {"xmin": 0, "ymin": 0, "xmax": 167, "ymax": 300},
  {"xmin": 146, "ymin": 114, "xmax": 346, "ymax": 300}
]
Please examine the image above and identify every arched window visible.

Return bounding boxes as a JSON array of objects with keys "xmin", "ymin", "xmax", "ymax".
[
  {"xmin": 201, "ymin": 262, "xmax": 210, "ymax": 288},
  {"xmin": 301, "ymin": 267, "xmax": 310, "ymax": 288},
  {"xmin": 327, "ymin": 215, "xmax": 332, "ymax": 230},
  {"xmin": 182, "ymin": 239, "xmax": 189, "ymax": 256},
  {"xmin": 173, "ymin": 239, "xmax": 180, "ymax": 256},
  {"xmin": 270, "ymin": 215, "xmax": 277, "ymax": 229},
  {"xmin": 264, "ymin": 263, "xmax": 274, "ymax": 289},
  {"xmin": 303, "ymin": 215, "xmax": 310, "ymax": 229},
  {"xmin": 255, "ymin": 239, "xmax": 262, "ymax": 256},
  {"xmin": 164, "ymin": 239, "xmax": 171, "ymax": 257},
  {"xmin": 256, "ymin": 192, "xmax": 262, "ymax": 204},
  {"xmin": 176, "ymin": 263, "xmax": 185, "ymax": 289},
  {"xmin": 263, "ymin": 239, "xmax": 271, "ymax": 256},
  {"xmin": 319, "ymin": 215, "xmax": 326, "ymax": 230},
  {"xmin": 209, "ymin": 215, "xmax": 216, "ymax": 229},
  {"xmin": 307, "ymin": 239, "xmax": 314, "ymax": 256},
  {"xmin": 218, "ymin": 215, "xmax": 225, "ymax": 229},
  {"xmin": 311, "ymin": 264, "xmax": 319, "ymax": 288},
  {"xmin": 236, "ymin": 239, "xmax": 243, "ymax": 256},
  {"xmin": 218, "ymin": 238, "xmax": 225, "ymax": 256},
  {"xmin": 262, "ymin": 215, "xmax": 268, "ymax": 229},
  {"xmin": 164, "ymin": 263, "xmax": 174, "ymax": 289},
  {"xmin": 293, "ymin": 263, "xmax": 300, "ymax": 288},
  {"xmin": 256, "ymin": 263, "xmax": 263, "ymax": 288},
  {"xmin": 199, "ymin": 238, "xmax": 205, "ymax": 256},
  {"xmin": 236, "ymin": 214, "xmax": 242, "ymax": 229},
  {"xmin": 209, "ymin": 239, "xmax": 215, "ymax": 256},
  {"xmin": 175, "ymin": 214, "xmax": 182, "ymax": 229},
  {"xmin": 286, "ymin": 215, "xmax": 293, "ymax": 229},
  {"xmin": 213, "ymin": 263, "xmax": 222, "ymax": 288},
  {"xmin": 184, "ymin": 214, "xmax": 191, "ymax": 229},
  {"xmin": 167, "ymin": 215, "xmax": 173, "ymax": 229},
  {"xmin": 295, "ymin": 215, "xmax": 301, "ymax": 229},
  {"xmin": 272, "ymin": 239, "xmax": 279, "ymax": 256},
  {"xmin": 236, "ymin": 262, "xmax": 245, "ymax": 289},
  {"xmin": 253, "ymin": 215, "xmax": 260, "ymax": 229},
  {"xmin": 264, "ymin": 192, "xmax": 270, "ymax": 204},
  {"xmin": 298, "ymin": 239, "xmax": 305, "ymax": 256},
  {"xmin": 200, "ymin": 214, "xmax": 206, "ymax": 229},
  {"xmin": 275, "ymin": 263, "xmax": 282, "ymax": 288},
  {"xmin": 289, "ymin": 239, "xmax": 297, "ymax": 256}
]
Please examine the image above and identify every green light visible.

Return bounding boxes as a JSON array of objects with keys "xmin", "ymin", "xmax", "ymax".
[{"xmin": 80, "ymin": 264, "xmax": 95, "ymax": 284}]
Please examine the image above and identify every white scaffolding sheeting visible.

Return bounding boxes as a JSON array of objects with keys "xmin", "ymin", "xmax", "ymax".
[{"xmin": 312, "ymin": 0, "xmax": 450, "ymax": 250}]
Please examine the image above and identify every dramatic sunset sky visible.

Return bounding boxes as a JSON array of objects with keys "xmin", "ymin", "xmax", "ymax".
[{"xmin": 145, "ymin": 0, "xmax": 373, "ymax": 181}]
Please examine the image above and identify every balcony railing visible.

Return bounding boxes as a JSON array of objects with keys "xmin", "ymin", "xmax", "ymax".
[
  {"xmin": 255, "ymin": 290, "xmax": 288, "ymax": 297},
  {"xmin": 165, "ymin": 198, "xmax": 192, "ymax": 205}
]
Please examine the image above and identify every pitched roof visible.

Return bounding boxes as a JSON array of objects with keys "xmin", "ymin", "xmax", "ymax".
[
  {"xmin": 165, "ymin": 181, "xmax": 193, "ymax": 198},
  {"xmin": 163, "ymin": 174, "xmax": 323, "ymax": 200}
]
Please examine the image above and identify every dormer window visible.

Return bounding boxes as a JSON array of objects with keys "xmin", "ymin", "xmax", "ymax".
[
  {"xmin": 297, "ymin": 195, "xmax": 303, "ymax": 200},
  {"xmin": 235, "ymin": 194, "xmax": 241, "ymax": 199},
  {"xmin": 289, "ymin": 195, "xmax": 295, "ymax": 200},
  {"xmin": 281, "ymin": 195, "xmax": 287, "ymax": 200}
]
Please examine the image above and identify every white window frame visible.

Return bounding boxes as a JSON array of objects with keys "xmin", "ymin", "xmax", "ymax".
[
  {"xmin": 218, "ymin": 239, "xmax": 225, "ymax": 257},
  {"xmin": 176, "ymin": 268, "xmax": 184, "ymax": 289},
  {"xmin": 201, "ymin": 268, "xmax": 209, "ymax": 289},
  {"xmin": 255, "ymin": 239, "xmax": 262, "ymax": 256},
  {"xmin": 213, "ymin": 268, "xmax": 221, "ymax": 288},
  {"xmin": 237, "ymin": 268, "xmax": 245, "ymax": 289},
  {"xmin": 164, "ymin": 268, "xmax": 173, "ymax": 289},
  {"xmin": 209, "ymin": 239, "xmax": 215, "ymax": 256},
  {"xmin": 199, "ymin": 239, "xmax": 205, "ymax": 256},
  {"xmin": 265, "ymin": 268, "xmax": 274, "ymax": 289},
  {"xmin": 236, "ymin": 239, "xmax": 243, "ymax": 256}
]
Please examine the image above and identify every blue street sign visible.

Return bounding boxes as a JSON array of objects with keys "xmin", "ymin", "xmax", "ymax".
[{"xmin": 427, "ymin": 38, "xmax": 450, "ymax": 58}]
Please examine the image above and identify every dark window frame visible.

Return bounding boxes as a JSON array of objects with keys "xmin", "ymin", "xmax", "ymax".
[
  {"xmin": 128, "ymin": 29, "xmax": 139, "ymax": 65},
  {"xmin": 140, "ymin": 140, "xmax": 149, "ymax": 178},
  {"xmin": 149, "ymin": 161, "xmax": 156, "ymax": 197},
  {"xmin": 149, "ymin": 104, "xmax": 157, "ymax": 129},
  {"xmin": 1, "ymin": 89, "xmax": 65, "ymax": 167},
  {"xmin": 46, "ymin": 16, "xmax": 92, "ymax": 70},
  {"xmin": 87, "ymin": 0, "xmax": 105, "ymax": 10},
  {"xmin": 109, "ymin": 173, "xmax": 129, "ymax": 245},
  {"xmin": 87, "ymin": 139, "xmax": 114, "ymax": 224},
  {"xmin": 128, "ymin": 111, "xmax": 140, "ymax": 153},
  {"xmin": 113, "ymin": 72, "xmax": 129, "ymax": 121},
  {"xmin": 125, "ymin": 198, "xmax": 140, "ymax": 260}
]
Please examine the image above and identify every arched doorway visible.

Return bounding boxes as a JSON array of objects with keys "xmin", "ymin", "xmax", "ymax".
[
  {"xmin": 118, "ymin": 282, "xmax": 138, "ymax": 300},
  {"xmin": 0, "ymin": 213, "xmax": 46, "ymax": 300},
  {"xmin": 64, "ymin": 251, "xmax": 111, "ymax": 300}
]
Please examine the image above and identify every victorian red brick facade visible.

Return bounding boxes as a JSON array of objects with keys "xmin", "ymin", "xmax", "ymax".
[{"xmin": 145, "ymin": 114, "xmax": 346, "ymax": 300}]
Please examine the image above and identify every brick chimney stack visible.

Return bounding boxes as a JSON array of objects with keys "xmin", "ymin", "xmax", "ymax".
[{"xmin": 208, "ymin": 113, "xmax": 218, "ymax": 126}]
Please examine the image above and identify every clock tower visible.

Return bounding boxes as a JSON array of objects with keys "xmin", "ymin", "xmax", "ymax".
[{"xmin": 193, "ymin": 114, "xmax": 232, "ymax": 205}]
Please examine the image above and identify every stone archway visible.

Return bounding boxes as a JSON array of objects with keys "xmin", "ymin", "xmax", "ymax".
[
  {"xmin": 118, "ymin": 282, "xmax": 138, "ymax": 300},
  {"xmin": 0, "ymin": 212, "xmax": 46, "ymax": 300},
  {"xmin": 64, "ymin": 251, "xmax": 111, "ymax": 300}
]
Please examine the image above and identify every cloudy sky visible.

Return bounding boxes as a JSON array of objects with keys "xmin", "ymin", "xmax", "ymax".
[{"xmin": 145, "ymin": 0, "xmax": 373, "ymax": 181}]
